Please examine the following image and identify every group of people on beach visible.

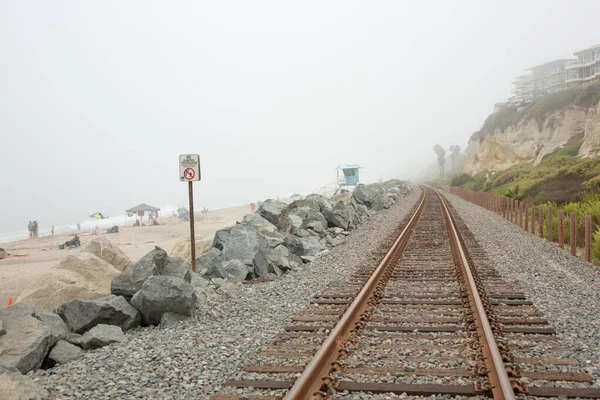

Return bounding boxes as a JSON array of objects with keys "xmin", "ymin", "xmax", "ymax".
[{"xmin": 28, "ymin": 221, "xmax": 39, "ymax": 238}]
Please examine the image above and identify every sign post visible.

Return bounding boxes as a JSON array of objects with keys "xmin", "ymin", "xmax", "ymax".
[{"xmin": 179, "ymin": 154, "xmax": 201, "ymax": 272}]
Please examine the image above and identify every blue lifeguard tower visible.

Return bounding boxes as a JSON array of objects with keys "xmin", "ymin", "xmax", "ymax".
[{"xmin": 334, "ymin": 164, "xmax": 361, "ymax": 196}]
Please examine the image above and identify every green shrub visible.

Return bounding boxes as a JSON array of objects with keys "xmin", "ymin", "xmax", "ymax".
[{"xmin": 450, "ymin": 173, "xmax": 475, "ymax": 187}]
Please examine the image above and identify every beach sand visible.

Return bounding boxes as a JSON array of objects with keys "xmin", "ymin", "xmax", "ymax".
[{"xmin": 0, "ymin": 204, "xmax": 251, "ymax": 306}]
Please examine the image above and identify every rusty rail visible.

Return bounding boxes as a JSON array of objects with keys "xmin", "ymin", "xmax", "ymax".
[
  {"xmin": 283, "ymin": 190, "xmax": 428, "ymax": 399},
  {"xmin": 435, "ymin": 190, "xmax": 516, "ymax": 400}
]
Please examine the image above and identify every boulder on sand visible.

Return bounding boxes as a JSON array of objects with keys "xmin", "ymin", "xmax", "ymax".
[
  {"xmin": 55, "ymin": 295, "xmax": 141, "ymax": 334},
  {"xmin": 81, "ymin": 237, "xmax": 132, "ymax": 271},
  {"xmin": 16, "ymin": 253, "xmax": 120, "ymax": 311},
  {"xmin": 130, "ymin": 276, "xmax": 197, "ymax": 326},
  {"xmin": 170, "ymin": 235, "xmax": 212, "ymax": 262},
  {"xmin": 111, "ymin": 247, "xmax": 191, "ymax": 300}
]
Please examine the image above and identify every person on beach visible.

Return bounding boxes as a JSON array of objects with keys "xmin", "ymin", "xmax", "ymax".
[
  {"xmin": 64, "ymin": 235, "xmax": 80, "ymax": 248},
  {"xmin": 28, "ymin": 221, "xmax": 33, "ymax": 239},
  {"xmin": 51, "ymin": 226, "xmax": 55, "ymax": 235},
  {"xmin": 77, "ymin": 222, "xmax": 81, "ymax": 231},
  {"xmin": 32, "ymin": 221, "xmax": 39, "ymax": 238}
]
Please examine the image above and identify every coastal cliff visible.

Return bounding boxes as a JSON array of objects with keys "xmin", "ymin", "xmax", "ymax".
[{"xmin": 465, "ymin": 84, "xmax": 600, "ymax": 175}]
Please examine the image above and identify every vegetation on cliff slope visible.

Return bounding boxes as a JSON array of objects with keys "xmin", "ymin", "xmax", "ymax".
[
  {"xmin": 450, "ymin": 143, "xmax": 600, "ymax": 262},
  {"xmin": 474, "ymin": 82, "xmax": 600, "ymax": 142}
]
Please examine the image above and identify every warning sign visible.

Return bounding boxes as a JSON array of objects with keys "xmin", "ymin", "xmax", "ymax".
[{"xmin": 179, "ymin": 154, "xmax": 201, "ymax": 181}]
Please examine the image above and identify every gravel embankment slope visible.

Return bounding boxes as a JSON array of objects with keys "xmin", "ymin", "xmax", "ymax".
[
  {"xmin": 443, "ymin": 192, "xmax": 600, "ymax": 386},
  {"xmin": 31, "ymin": 189, "xmax": 422, "ymax": 400}
]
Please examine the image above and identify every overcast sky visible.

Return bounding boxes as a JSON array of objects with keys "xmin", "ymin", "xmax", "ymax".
[{"xmin": 1, "ymin": 1, "xmax": 599, "ymax": 236}]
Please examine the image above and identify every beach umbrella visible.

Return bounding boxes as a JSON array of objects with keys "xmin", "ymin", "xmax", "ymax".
[{"xmin": 89, "ymin": 212, "xmax": 109, "ymax": 230}]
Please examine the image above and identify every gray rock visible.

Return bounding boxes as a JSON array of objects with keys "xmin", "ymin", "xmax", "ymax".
[
  {"xmin": 222, "ymin": 225, "xmax": 267, "ymax": 266},
  {"xmin": 352, "ymin": 184, "xmax": 383, "ymax": 210},
  {"xmin": 110, "ymin": 247, "xmax": 162, "ymax": 300},
  {"xmin": 301, "ymin": 255, "xmax": 316, "ymax": 263},
  {"xmin": 0, "ymin": 367, "xmax": 49, "ymax": 400},
  {"xmin": 130, "ymin": 276, "xmax": 197, "ymax": 325},
  {"xmin": 212, "ymin": 227, "xmax": 232, "ymax": 251},
  {"xmin": 0, "ymin": 312, "xmax": 52, "ymax": 373},
  {"xmin": 55, "ymin": 295, "xmax": 141, "ymax": 334},
  {"xmin": 288, "ymin": 214, "xmax": 303, "ymax": 232},
  {"xmin": 222, "ymin": 259, "xmax": 249, "ymax": 283},
  {"xmin": 159, "ymin": 256, "xmax": 192, "ymax": 283},
  {"xmin": 48, "ymin": 340, "xmax": 83, "ymax": 366},
  {"xmin": 287, "ymin": 194, "xmax": 333, "ymax": 213},
  {"xmin": 256, "ymin": 199, "xmax": 291, "ymax": 232},
  {"xmin": 252, "ymin": 249, "xmax": 269, "ymax": 278},
  {"xmin": 322, "ymin": 201, "xmax": 356, "ymax": 230},
  {"xmin": 242, "ymin": 213, "xmax": 277, "ymax": 233},
  {"xmin": 159, "ymin": 312, "xmax": 191, "ymax": 329},
  {"xmin": 0, "ymin": 302, "xmax": 68, "ymax": 373},
  {"xmin": 267, "ymin": 245, "xmax": 291, "ymax": 271},
  {"xmin": 0, "ymin": 319, "xmax": 4, "ymax": 336},
  {"xmin": 284, "ymin": 235, "xmax": 325, "ymax": 257},
  {"xmin": 306, "ymin": 221, "xmax": 326, "ymax": 233},
  {"xmin": 197, "ymin": 247, "xmax": 227, "ymax": 279},
  {"xmin": 260, "ymin": 230, "xmax": 287, "ymax": 249},
  {"xmin": 326, "ymin": 236, "xmax": 344, "ymax": 247},
  {"xmin": 75, "ymin": 324, "xmax": 125, "ymax": 350}
]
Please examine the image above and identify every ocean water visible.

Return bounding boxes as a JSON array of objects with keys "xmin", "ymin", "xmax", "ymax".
[{"xmin": 0, "ymin": 205, "xmax": 182, "ymax": 244}]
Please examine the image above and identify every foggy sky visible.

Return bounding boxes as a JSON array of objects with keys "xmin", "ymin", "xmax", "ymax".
[{"xmin": 1, "ymin": 1, "xmax": 599, "ymax": 236}]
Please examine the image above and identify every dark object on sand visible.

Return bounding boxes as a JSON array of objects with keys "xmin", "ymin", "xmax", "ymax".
[{"xmin": 106, "ymin": 225, "xmax": 119, "ymax": 234}]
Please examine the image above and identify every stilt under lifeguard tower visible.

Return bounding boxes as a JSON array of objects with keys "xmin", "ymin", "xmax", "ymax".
[{"xmin": 333, "ymin": 164, "xmax": 361, "ymax": 196}]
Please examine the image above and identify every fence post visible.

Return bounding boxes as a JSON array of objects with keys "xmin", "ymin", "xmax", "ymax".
[
  {"xmin": 531, "ymin": 205, "xmax": 536, "ymax": 234},
  {"xmin": 539, "ymin": 207, "xmax": 544, "ymax": 237},
  {"xmin": 510, "ymin": 199, "xmax": 515, "ymax": 223},
  {"xmin": 519, "ymin": 201, "xmax": 523, "ymax": 228},
  {"xmin": 547, "ymin": 207, "xmax": 553, "ymax": 242},
  {"xmin": 525, "ymin": 204, "xmax": 529, "ymax": 232},
  {"xmin": 558, "ymin": 210, "xmax": 564, "ymax": 249},
  {"xmin": 585, "ymin": 215, "xmax": 592, "ymax": 263},
  {"xmin": 570, "ymin": 212, "xmax": 577, "ymax": 256}
]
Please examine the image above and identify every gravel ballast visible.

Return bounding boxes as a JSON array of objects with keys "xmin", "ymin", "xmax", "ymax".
[
  {"xmin": 30, "ymin": 188, "xmax": 422, "ymax": 400},
  {"xmin": 443, "ymin": 192, "xmax": 600, "ymax": 387}
]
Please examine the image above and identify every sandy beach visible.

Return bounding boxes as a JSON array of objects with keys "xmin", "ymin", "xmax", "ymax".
[{"xmin": 0, "ymin": 204, "xmax": 250, "ymax": 307}]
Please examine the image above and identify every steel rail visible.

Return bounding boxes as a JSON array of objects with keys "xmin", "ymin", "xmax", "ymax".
[
  {"xmin": 435, "ymin": 190, "xmax": 516, "ymax": 400},
  {"xmin": 284, "ymin": 190, "xmax": 428, "ymax": 400}
]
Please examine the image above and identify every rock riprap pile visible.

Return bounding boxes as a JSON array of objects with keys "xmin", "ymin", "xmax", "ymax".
[{"xmin": 199, "ymin": 184, "xmax": 411, "ymax": 280}]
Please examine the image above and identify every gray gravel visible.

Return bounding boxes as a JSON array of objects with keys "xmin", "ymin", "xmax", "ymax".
[
  {"xmin": 29, "ymin": 188, "xmax": 422, "ymax": 400},
  {"xmin": 443, "ymin": 192, "xmax": 600, "ymax": 387}
]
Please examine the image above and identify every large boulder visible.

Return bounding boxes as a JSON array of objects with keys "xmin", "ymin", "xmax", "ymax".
[
  {"xmin": 0, "ymin": 366, "xmax": 49, "ymax": 400},
  {"xmin": 74, "ymin": 324, "xmax": 125, "ymax": 350},
  {"xmin": 284, "ymin": 235, "xmax": 326, "ymax": 258},
  {"xmin": 212, "ymin": 227, "xmax": 232, "ymax": 251},
  {"xmin": 111, "ymin": 247, "xmax": 191, "ymax": 300},
  {"xmin": 352, "ymin": 184, "xmax": 383, "ymax": 210},
  {"xmin": 267, "ymin": 245, "xmax": 291, "ymax": 272},
  {"xmin": 256, "ymin": 199, "xmax": 291, "ymax": 232},
  {"xmin": 222, "ymin": 259, "xmax": 249, "ymax": 283},
  {"xmin": 55, "ymin": 295, "xmax": 141, "ymax": 334},
  {"xmin": 287, "ymin": 194, "xmax": 333, "ymax": 213},
  {"xmin": 288, "ymin": 207, "xmax": 328, "ymax": 233},
  {"xmin": 170, "ymin": 236, "xmax": 212, "ymax": 262},
  {"xmin": 81, "ymin": 237, "xmax": 132, "ymax": 271},
  {"xmin": 221, "ymin": 225, "xmax": 269, "ymax": 278},
  {"xmin": 322, "ymin": 201, "xmax": 357, "ymax": 230},
  {"xmin": 242, "ymin": 214, "xmax": 278, "ymax": 233},
  {"xmin": 0, "ymin": 302, "xmax": 69, "ymax": 373},
  {"xmin": 197, "ymin": 247, "xmax": 227, "ymax": 280},
  {"xmin": 47, "ymin": 340, "xmax": 83, "ymax": 366},
  {"xmin": 16, "ymin": 253, "xmax": 120, "ymax": 311},
  {"xmin": 130, "ymin": 276, "xmax": 197, "ymax": 326}
]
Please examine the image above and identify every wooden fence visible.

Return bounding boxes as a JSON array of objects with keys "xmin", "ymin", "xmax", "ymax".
[{"xmin": 442, "ymin": 186, "xmax": 594, "ymax": 264}]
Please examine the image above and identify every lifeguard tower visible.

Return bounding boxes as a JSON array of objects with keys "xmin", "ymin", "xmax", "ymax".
[{"xmin": 334, "ymin": 164, "xmax": 361, "ymax": 195}]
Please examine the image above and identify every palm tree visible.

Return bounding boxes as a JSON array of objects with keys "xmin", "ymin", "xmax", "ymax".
[
  {"xmin": 505, "ymin": 185, "xmax": 526, "ymax": 200},
  {"xmin": 433, "ymin": 144, "xmax": 446, "ymax": 178},
  {"xmin": 449, "ymin": 145, "xmax": 461, "ymax": 174}
]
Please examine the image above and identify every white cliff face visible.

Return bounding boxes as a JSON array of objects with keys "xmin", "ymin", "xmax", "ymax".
[{"xmin": 465, "ymin": 103, "xmax": 600, "ymax": 175}]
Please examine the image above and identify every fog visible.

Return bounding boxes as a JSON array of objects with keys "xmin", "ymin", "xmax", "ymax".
[{"xmin": 1, "ymin": 0, "xmax": 598, "ymax": 237}]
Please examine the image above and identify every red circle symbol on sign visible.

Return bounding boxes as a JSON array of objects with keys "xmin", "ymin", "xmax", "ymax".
[{"xmin": 183, "ymin": 168, "xmax": 195, "ymax": 180}]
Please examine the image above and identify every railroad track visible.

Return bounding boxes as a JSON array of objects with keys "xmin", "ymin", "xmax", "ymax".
[{"xmin": 212, "ymin": 187, "xmax": 600, "ymax": 399}]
